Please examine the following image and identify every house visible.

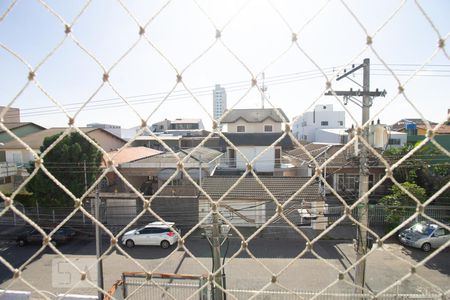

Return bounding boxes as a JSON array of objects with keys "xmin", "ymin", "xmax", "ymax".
[
  {"xmin": 219, "ymin": 108, "xmax": 291, "ymax": 174},
  {"xmin": 199, "ymin": 176, "xmax": 326, "ymax": 229},
  {"xmin": 0, "ymin": 127, "xmax": 126, "ymax": 193},
  {"xmin": 150, "ymin": 118, "xmax": 204, "ymax": 133},
  {"xmin": 0, "ymin": 106, "xmax": 21, "ymax": 123},
  {"xmin": 131, "ymin": 135, "xmax": 183, "ymax": 151},
  {"xmin": 286, "ymin": 143, "xmax": 388, "ymax": 200},
  {"xmin": 87, "ymin": 123, "xmax": 121, "ymax": 138},
  {"xmin": 116, "ymin": 147, "xmax": 223, "ymax": 196},
  {"xmin": 1, "ymin": 127, "xmax": 127, "ymax": 166},
  {"xmin": 0, "ymin": 122, "xmax": 46, "ymax": 144},
  {"xmin": 0, "ymin": 122, "xmax": 46, "ymax": 192},
  {"xmin": 101, "ymin": 146, "xmax": 162, "ymax": 192},
  {"xmin": 391, "ymin": 118, "xmax": 438, "ymax": 135},
  {"xmin": 292, "ymin": 104, "xmax": 345, "ymax": 143},
  {"xmin": 221, "ymin": 108, "xmax": 288, "ymax": 133}
]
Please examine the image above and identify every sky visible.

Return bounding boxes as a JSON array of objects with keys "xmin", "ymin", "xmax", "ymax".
[{"xmin": 0, "ymin": 0, "xmax": 449, "ymax": 131}]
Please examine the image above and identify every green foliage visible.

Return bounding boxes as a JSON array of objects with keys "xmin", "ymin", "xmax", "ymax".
[
  {"xmin": 384, "ymin": 142, "xmax": 450, "ymax": 205},
  {"xmin": 4, "ymin": 193, "xmax": 34, "ymax": 207},
  {"xmin": 380, "ymin": 182, "xmax": 427, "ymax": 231},
  {"xmin": 27, "ymin": 132, "xmax": 102, "ymax": 207}
]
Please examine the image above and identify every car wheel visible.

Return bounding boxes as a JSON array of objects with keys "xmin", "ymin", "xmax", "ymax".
[
  {"xmin": 17, "ymin": 239, "xmax": 25, "ymax": 247},
  {"xmin": 126, "ymin": 239, "xmax": 135, "ymax": 248},
  {"xmin": 421, "ymin": 242, "xmax": 431, "ymax": 252},
  {"xmin": 160, "ymin": 240, "xmax": 170, "ymax": 249}
]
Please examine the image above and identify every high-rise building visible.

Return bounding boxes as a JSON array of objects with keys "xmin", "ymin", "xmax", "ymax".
[{"xmin": 213, "ymin": 84, "xmax": 227, "ymax": 123}]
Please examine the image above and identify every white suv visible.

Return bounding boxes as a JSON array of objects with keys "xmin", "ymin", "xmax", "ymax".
[{"xmin": 121, "ymin": 222, "xmax": 180, "ymax": 249}]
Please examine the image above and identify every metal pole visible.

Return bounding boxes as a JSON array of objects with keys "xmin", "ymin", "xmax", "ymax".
[
  {"xmin": 95, "ymin": 185, "xmax": 104, "ymax": 299},
  {"xmin": 211, "ymin": 212, "xmax": 223, "ymax": 300},
  {"xmin": 83, "ymin": 160, "xmax": 88, "ymax": 192},
  {"xmin": 354, "ymin": 58, "xmax": 370, "ymax": 293}
]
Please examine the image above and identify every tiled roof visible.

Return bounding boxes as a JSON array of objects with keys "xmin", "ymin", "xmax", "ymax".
[
  {"xmin": 287, "ymin": 143, "xmax": 383, "ymax": 168},
  {"xmin": 221, "ymin": 108, "xmax": 289, "ymax": 123},
  {"xmin": 200, "ymin": 176, "xmax": 321, "ymax": 202},
  {"xmin": 0, "ymin": 122, "xmax": 45, "ymax": 133},
  {"xmin": 104, "ymin": 147, "xmax": 162, "ymax": 166},
  {"xmin": 287, "ymin": 144, "xmax": 346, "ymax": 165},
  {"xmin": 182, "ymin": 147, "xmax": 223, "ymax": 163},
  {"xmin": 2, "ymin": 127, "xmax": 125, "ymax": 149},
  {"xmin": 125, "ymin": 146, "xmax": 223, "ymax": 165}
]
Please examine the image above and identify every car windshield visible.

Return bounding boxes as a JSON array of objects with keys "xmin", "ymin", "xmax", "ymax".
[{"xmin": 410, "ymin": 223, "xmax": 434, "ymax": 235}]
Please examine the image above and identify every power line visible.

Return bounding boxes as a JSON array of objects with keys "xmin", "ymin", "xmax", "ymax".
[{"xmin": 17, "ymin": 65, "xmax": 450, "ymax": 118}]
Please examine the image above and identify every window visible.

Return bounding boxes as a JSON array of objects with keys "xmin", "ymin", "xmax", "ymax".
[
  {"xmin": 321, "ymin": 121, "xmax": 328, "ymax": 126},
  {"xmin": 275, "ymin": 148, "xmax": 281, "ymax": 168},
  {"xmin": 433, "ymin": 228, "xmax": 445, "ymax": 237},
  {"xmin": 338, "ymin": 121, "xmax": 343, "ymax": 126},
  {"xmin": 388, "ymin": 138, "xmax": 401, "ymax": 145},
  {"xmin": 301, "ymin": 121, "xmax": 307, "ymax": 127},
  {"xmin": 264, "ymin": 125, "xmax": 272, "ymax": 132},
  {"xmin": 336, "ymin": 174, "xmax": 359, "ymax": 191},
  {"xmin": 228, "ymin": 148, "xmax": 236, "ymax": 168},
  {"xmin": 237, "ymin": 125, "xmax": 245, "ymax": 132}
]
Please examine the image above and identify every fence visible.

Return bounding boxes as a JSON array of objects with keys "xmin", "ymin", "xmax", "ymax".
[
  {"xmin": 119, "ymin": 272, "xmax": 207, "ymax": 300},
  {"xmin": 1, "ymin": 1, "xmax": 449, "ymax": 300}
]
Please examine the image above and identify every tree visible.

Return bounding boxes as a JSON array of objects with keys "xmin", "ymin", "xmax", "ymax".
[
  {"xmin": 27, "ymin": 132, "xmax": 102, "ymax": 207},
  {"xmin": 380, "ymin": 182, "xmax": 427, "ymax": 231},
  {"xmin": 383, "ymin": 143, "xmax": 450, "ymax": 205}
]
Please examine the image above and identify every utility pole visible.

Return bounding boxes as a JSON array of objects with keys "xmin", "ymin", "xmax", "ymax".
[
  {"xmin": 83, "ymin": 160, "xmax": 88, "ymax": 192},
  {"xmin": 325, "ymin": 58, "xmax": 386, "ymax": 293},
  {"xmin": 260, "ymin": 72, "xmax": 267, "ymax": 109},
  {"xmin": 95, "ymin": 185, "xmax": 104, "ymax": 299},
  {"xmin": 211, "ymin": 211, "xmax": 223, "ymax": 300}
]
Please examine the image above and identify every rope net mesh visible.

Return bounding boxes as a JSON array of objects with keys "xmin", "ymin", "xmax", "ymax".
[{"xmin": 0, "ymin": 0, "xmax": 449, "ymax": 299}]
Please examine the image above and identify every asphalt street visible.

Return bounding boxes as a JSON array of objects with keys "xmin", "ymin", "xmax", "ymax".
[{"xmin": 0, "ymin": 233, "xmax": 449, "ymax": 298}]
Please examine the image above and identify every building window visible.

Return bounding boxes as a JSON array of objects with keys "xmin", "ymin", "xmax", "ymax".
[
  {"xmin": 264, "ymin": 125, "xmax": 272, "ymax": 132},
  {"xmin": 301, "ymin": 121, "xmax": 307, "ymax": 127},
  {"xmin": 388, "ymin": 138, "xmax": 401, "ymax": 145},
  {"xmin": 336, "ymin": 174, "xmax": 359, "ymax": 191},
  {"xmin": 338, "ymin": 121, "xmax": 343, "ymax": 126},
  {"xmin": 237, "ymin": 125, "xmax": 245, "ymax": 132},
  {"xmin": 275, "ymin": 148, "xmax": 281, "ymax": 168},
  {"xmin": 228, "ymin": 148, "xmax": 236, "ymax": 168},
  {"xmin": 321, "ymin": 121, "xmax": 328, "ymax": 126}
]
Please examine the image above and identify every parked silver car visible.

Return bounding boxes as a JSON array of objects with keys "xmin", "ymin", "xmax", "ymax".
[
  {"xmin": 398, "ymin": 222, "xmax": 450, "ymax": 252},
  {"xmin": 121, "ymin": 221, "xmax": 180, "ymax": 249}
]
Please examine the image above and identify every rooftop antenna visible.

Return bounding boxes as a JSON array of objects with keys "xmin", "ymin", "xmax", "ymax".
[{"xmin": 260, "ymin": 72, "xmax": 267, "ymax": 109}]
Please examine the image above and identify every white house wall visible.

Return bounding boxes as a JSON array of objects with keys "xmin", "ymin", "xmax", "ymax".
[
  {"xmin": 5, "ymin": 150, "xmax": 34, "ymax": 165},
  {"xmin": 227, "ymin": 119, "xmax": 282, "ymax": 133},
  {"xmin": 293, "ymin": 105, "xmax": 345, "ymax": 142},
  {"xmin": 315, "ymin": 129, "xmax": 343, "ymax": 144},
  {"xmin": 235, "ymin": 146, "xmax": 275, "ymax": 173}
]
